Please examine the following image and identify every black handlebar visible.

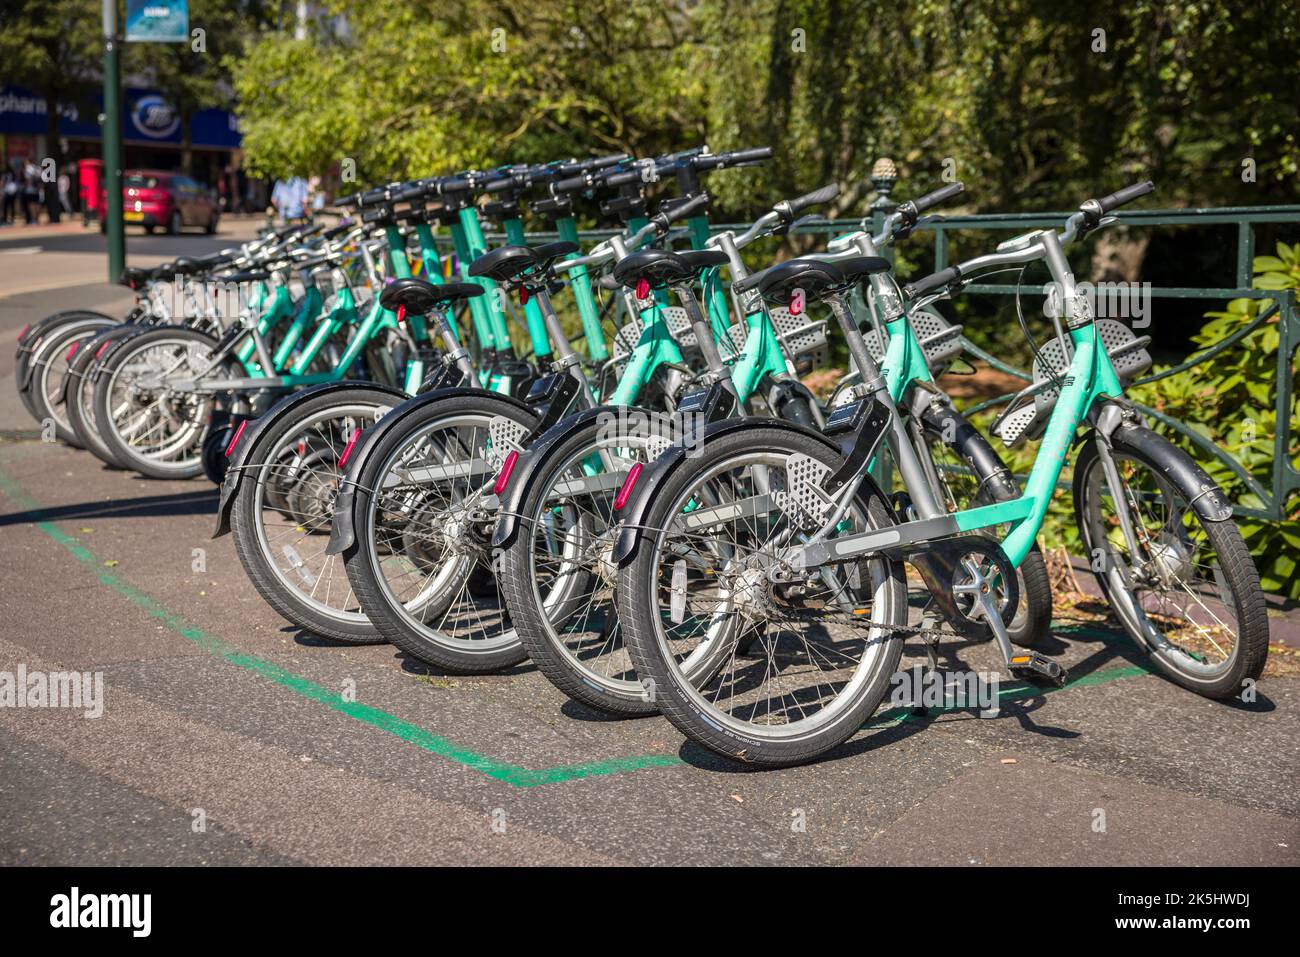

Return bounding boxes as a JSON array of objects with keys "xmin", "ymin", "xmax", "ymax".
[
  {"xmin": 903, "ymin": 265, "xmax": 962, "ymax": 300},
  {"xmin": 695, "ymin": 146, "xmax": 773, "ymax": 171},
  {"xmin": 911, "ymin": 181, "xmax": 965, "ymax": 214},
  {"xmin": 1095, "ymin": 180, "xmax": 1155, "ymax": 214},
  {"xmin": 784, "ymin": 183, "xmax": 840, "ymax": 217},
  {"xmin": 653, "ymin": 192, "xmax": 710, "ymax": 229}
]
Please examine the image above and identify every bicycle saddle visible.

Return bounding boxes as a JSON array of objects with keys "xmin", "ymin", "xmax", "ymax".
[
  {"xmin": 468, "ymin": 241, "xmax": 578, "ymax": 283},
  {"xmin": 738, "ymin": 255, "xmax": 889, "ymax": 303},
  {"xmin": 379, "ymin": 277, "xmax": 483, "ymax": 315},
  {"xmin": 611, "ymin": 248, "xmax": 728, "ymax": 290},
  {"xmin": 118, "ymin": 265, "xmax": 162, "ymax": 288}
]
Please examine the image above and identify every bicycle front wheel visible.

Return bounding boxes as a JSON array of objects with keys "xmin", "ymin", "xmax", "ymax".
[{"xmin": 1073, "ymin": 426, "xmax": 1269, "ymax": 698}]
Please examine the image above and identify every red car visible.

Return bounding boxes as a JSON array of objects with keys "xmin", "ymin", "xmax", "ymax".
[{"xmin": 100, "ymin": 169, "xmax": 220, "ymax": 235}]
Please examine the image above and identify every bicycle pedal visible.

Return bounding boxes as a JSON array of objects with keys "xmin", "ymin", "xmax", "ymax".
[{"xmin": 1008, "ymin": 652, "xmax": 1067, "ymax": 688}]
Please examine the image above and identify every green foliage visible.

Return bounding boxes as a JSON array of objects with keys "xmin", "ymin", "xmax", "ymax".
[{"xmin": 229, "ymin": 0, "xmax": 1300, "ymax": 215}]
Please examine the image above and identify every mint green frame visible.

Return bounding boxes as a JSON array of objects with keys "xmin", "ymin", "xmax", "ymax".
[{"xmin": 943, "ymin": 322, "xmax": 1123, "ymax": 566}]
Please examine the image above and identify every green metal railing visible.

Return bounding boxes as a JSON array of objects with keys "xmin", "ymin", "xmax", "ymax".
[{"xmin": 452, "ymin": 203, "xmax": 1300, "ymax": 522}]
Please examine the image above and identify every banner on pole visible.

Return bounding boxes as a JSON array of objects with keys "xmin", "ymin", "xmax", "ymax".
[{"xmin": 125, "ymin": 1, "xmax": 190, "ymax": 42}]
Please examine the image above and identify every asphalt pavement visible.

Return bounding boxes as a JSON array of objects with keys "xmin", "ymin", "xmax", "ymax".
[{"xmin": 0, "ymin": 237, "xmax": 1296, "ymax": 866}]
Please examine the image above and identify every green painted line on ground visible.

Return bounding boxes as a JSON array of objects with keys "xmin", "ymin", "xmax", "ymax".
[
  {"xmin": 0, "ymin": 467, "xmax": 683, "ymax": 787},
  {"xmin": 0, "ymin": 463, "xmax": 1153, "ymax": 780}
]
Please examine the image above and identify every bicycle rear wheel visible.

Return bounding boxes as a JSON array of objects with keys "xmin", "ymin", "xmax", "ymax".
[
  {"xmin": 231, "ymin": 388, "xmax": 402, "ymax": 643},
  {"xmin": 618, "ymin": 425, "xmax": 908, "ymax": 766}
]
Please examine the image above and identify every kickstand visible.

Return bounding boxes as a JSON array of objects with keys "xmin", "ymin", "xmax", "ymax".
[{"xmin": 908, "ymin": 614, "xmax": 943, "ymax": 716}]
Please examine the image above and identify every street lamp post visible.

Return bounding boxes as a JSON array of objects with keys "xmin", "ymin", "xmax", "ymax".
[{"xmin": 102, "ymin": 0, "xmax": 125, "ymax": 282}]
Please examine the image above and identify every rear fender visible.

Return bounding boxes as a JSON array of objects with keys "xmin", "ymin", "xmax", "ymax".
[
  {"xmin": 491, "ymin": 404, "xmax": 660, "ymax": 549},
  {"xmin": 211, "ymin": 380, "xmax": 409, "ymax": 538},
  {"xmin": 325, "ymin": 386, "xmax": 536, "ymax": 557}
]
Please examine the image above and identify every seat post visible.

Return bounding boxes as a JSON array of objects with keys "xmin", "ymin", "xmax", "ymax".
[{"xmin": 669, "ymin": 281, "xmax": 737, "ymax": 399}]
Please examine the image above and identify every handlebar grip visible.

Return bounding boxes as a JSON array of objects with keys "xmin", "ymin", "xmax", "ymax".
[
  {"xmin": 578, "ymin": 153, "xmax": 629, "ymax": 172},
  {"xmin": 786, "ymin": 183, "xmax": 840, "ymax": 216},
  {"xmin": 696, "ymin": 146, "xmax": 773, "ymax": 171},
  {"xmin": 391, "ymin": 183, "xmax": 428, "ymax": 203},
  {"xmin": 911, "ymin": 181, "xmax": 965, "ymax": 214},
  {"xmin": 732, "ymin": 264, "xmax": 771, "ymax": 295},
  {"xmin": 659, "ymin": 192, "xmax": 710, "ymax": 224},
  {"xmin": 1096, "ymin": 180, "xmax": 1154, "ymax": 213},
  {"xmin": 438, "ymin": 176, "xmax": 473, "ymax": 195},
  {"xmin": 552, "ymin": 172, "xmax": 592, "ymax": 193},
  {"xmin": 724, "ymin": 146, "xmax": 773, "ymax": 166},
  {"xmin": 903, "ymin": 265, "xmax": 962, "ymax": 299}
]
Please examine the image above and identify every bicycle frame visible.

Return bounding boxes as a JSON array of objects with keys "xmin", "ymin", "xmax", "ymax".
[{"xmin": 788, "ymin": 233, "xmax": 1127, "ymax": 572}]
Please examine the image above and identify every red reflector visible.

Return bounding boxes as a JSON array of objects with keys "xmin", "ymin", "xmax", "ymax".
[
  {"xmin": 95, "ymin": 339, "xmax": 114, "ymax": 359},
  {"xmin": 789, "ymin": 290, "xmax": 803, "ymax": 316},
  {"xmin": 66, "ymin": 341, "xmax": 81, "ymax": 362},
  {"xmin": 635, "ymin": 277, "xmax": 650, "ymax": 300},
  {"xmin": 396, "ymin": 304, "xmax": 406, "ymax": 323},
  {"xmin": 613, "ymin": 462, "xmax": 644, "ymax": 511},
  {"xmin": 338, "ymin": 429, "xmax": 362, "ymax": 468},
  {"xmin": 519, "ymin": 287, "xmax": 530, "ymax": 306},
  {"xmin": 493, "ymin": 449, "xmax": 519, "ymax": 496},
  {"xmin": 225, "ymin": 419, "xmax": 248, "ymax": 457}
]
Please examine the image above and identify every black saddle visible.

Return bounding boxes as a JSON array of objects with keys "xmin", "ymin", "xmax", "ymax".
[
  {"xmin": 468, "ymin": 241, "xmax": 578, "ymax": 283},
  {"xmin": 379, "ymin": 277, "xmax": 483, "ymax": 315},
  {"xmin": 118, "ymin": 266, "xmax": 161, "ymax": 289},
  {"xmin": 611, "ymin": 248, "xmax": 729, "ymax": 291},
  {"xmin": 736, "ymin": 255, "xmax": 890, "ymax": 303}
]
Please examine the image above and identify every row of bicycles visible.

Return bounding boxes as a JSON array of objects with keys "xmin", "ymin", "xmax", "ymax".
[{"xmin": 15, "ymin": 146, "xmax": 1270, "ymax": 766}]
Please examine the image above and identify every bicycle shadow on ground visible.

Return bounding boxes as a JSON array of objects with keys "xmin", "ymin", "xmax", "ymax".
[
  {"xmin": 394, "ymin": 649, "xmax": 536, "ymax": 679},
  {"xmin": 673, "ymin": 618, "xmax": 1277, "ymax": 772},
  {"xmin": 0, "ymin": 488, "xmax": 218, "ymax": 526}
]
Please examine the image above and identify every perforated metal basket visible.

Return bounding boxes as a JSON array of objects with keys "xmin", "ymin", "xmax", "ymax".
[
  {"xmin": 611, "ymin": 303, "xmax": 827, "ymax": 376},
  {"xmin": 861, "ymin": 306, "xmax": 965, "ymax": 376},
  {"xmin": 992, "ymin": 319, "xmax": 1153, "ymax": 448}
]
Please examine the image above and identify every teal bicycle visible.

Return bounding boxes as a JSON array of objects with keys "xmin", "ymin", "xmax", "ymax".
[
  {"xmin": 214, "ymin": 154, "xmax": 631, "ymax": 642},
  {"xmin": 613, "ymin": 181, "xmax": 1270, "ymax": 766},
  {"xmin": 89, "ymin": 199, "xmax": 437, "ymax": 479},
  {"xmin": 328, "ymin": 147, "xmax": 789, "ymax": 670}
]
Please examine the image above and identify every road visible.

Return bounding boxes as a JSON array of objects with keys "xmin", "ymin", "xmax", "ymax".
[{"xmin": 0, "ymin": 228, "xmax": 1296, "ymax": 866}]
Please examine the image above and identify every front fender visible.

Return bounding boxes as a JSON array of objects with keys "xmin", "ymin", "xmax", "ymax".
[
  {"xmin": 1083, "ymin": 424, "xmax": 1235, "ymax": 523},
  {"xmin": 490, "ymin": 404, "xmax": 660, "ymax": 549},
  {"xmin": 611, "ymin": 417, "xmax": 856, "ymax": 566},
  {"xmin": 211, "ymin": 380, "xmax": 409, "ymax": 538},
  {"xmin": 325, "ymin": 386, "xmax": 536, "ymax": 557}
]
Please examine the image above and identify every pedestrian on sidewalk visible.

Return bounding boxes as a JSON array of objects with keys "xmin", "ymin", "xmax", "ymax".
[
  {"xmin": 271, "ymin": 176, "xmax": 309, "ymax": 225},
  {"xmin": 1, "ymin": 168, "xmax": 17, "ymax": 224},
  {"xmin": 22, "ymin": 160, "xmax": 41, "ymax": 224}
]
